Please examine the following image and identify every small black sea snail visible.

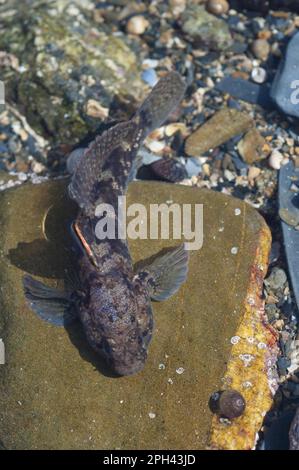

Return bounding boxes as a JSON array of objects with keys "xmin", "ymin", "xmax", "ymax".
[{"xmin": 209, "ymin": 389, "xmax": 246, "ymax": 419}]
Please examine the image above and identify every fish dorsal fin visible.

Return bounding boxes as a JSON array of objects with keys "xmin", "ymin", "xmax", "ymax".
[
  {"xmin": 134, "ymin": 71, "xmax": 186, "ymax": 139},
  {"xmin": 68, "ymin": 120, "xmax": 139, "ymax": 213}
]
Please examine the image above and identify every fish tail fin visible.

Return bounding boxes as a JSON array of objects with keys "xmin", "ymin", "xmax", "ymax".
[
  {"xmin": 68, "ymin": 72, "xmax": 186, "ymax": 214},
  {"xmin": 134, "ymin": 71, "xmax": 186, "ymax": 139},
  {"xmin": 68, "ymin": 120, "xmax": 139, "ymax": 213},
  {"xmin": 23, "ymin": 274, "xmax": 76, "ymax": 326}
]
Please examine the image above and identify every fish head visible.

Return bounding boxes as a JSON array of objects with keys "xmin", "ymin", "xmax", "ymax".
[
  {"xmin": 86, "ymin": 277, "xmax": 154, "ymax": 376},
  {"xmin": 111, "ymin": 299, "xmax": 154, "ymax": 376}
]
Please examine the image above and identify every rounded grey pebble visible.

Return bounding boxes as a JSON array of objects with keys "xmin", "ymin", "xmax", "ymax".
[{"xmin": 265, "ymin": 267, "xmax": 287, "ymax": 290}]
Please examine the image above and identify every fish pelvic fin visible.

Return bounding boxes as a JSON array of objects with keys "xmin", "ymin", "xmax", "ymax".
[
  {"xmin": 136, "ymin": 244, "xmax": 189, "ymax": 301},
  {"xmin": 134, "ymin": 71, "xmax": 186, "ymax": 139},
  {"xmin": 23, "ymin": 274, "xmax": 76, "ymax": 326}
]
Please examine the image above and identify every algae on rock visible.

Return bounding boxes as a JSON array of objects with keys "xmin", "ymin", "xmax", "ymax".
[{"xmin": 0, "ymin": 0, "xmax": 146, "ymax": 145}]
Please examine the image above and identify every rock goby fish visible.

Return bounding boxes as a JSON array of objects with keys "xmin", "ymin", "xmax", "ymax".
[{"xmin": 23, "ymin": 72, "xmax": 189, "ymax": 376}]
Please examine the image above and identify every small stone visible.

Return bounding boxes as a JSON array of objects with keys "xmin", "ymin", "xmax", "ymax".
[
  {"xmin": 206, "ymin": 0, "xmax": 229, "ymax": 15},
  {"xmin": 164, "ymin": 122, "xmax": 188, "ymax": 137},
  {"xmin": 126, "ymin": 15, "xmax": 149, "ymax": 35},
  {"xmin": 202, "ymin": 163, "xmax": 211, "ymax": 177},
  {"xmin": 248, "ymin": 166, "xmax": 261, "ymax": 185},
  {"xmin": 237, "ymin": 128, "xmax": 269, "ymax": 164},
  {"xmin": 268, "ymin": 149, "xmax": 283, "ymax": 170},
  {"xmin": 279, "ymin": 208, "xmax": 299, "ymax": 228},
  {"xmin": 251, "ymin": 39, "xmax": 270, "ymax": 61},
  {"xmin": 141, "ymin": 69, "xmax": 158, "ymax": 87},
  {"xmin": 85, "ymin": 100, "xmax": 109, "ymax": 119},
  {"xmin": 265, "ymin": 267, "xmax": 287, "ymax": 291},
  {"xmin": 169, "ymin": 0, "xmax": 187, "ymax": 16},
  {"xmin": 251, "ymin": 67, "xmax": 267, "ymax": 84},
  {"xmin": 145, "ymin": 139, "xmax": 166, "ymax": 154},
  {"xmin": 216, "ymin": 77, "xmax": 273, "ymax": 108},
  {"xmin": 181, "ymin": 5, "xmax": 232, "ymax": 51},
  {"xmin": 18, "ymin": 129, "xmax": 29, "ymax": 142},
  {"xmin": 31, "ymin": 161, "xmax": 46, "ymax": 174},
  {"xmin": 148, "ymin": 412, "xmax": 156, "ymax": 419},
  {"xmin": 224, "ymin": 169, "xmax": 235, "ymax": 182},
  {"xmin": 184, "ymin": 157, "xmax": 202, "ymax": 177},
  {"xmin": 185, "ymin": 108, "xmax": 253, "ymax": 157},
  {"xmin": 149, "ymin": 158, "xmax": 188, "ymax": 183}
]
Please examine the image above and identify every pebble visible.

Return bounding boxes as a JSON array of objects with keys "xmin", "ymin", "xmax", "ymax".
[
  {"xmin": 145, "ymin": 139, "xmax": 166, "ymax": 154},
  {"xmin": 279, "ymin": 208, "xmax": 299, "ymax": 228},
  {"xmin": 181, "ymin": 4, "xmax": 232, "ymax": 51},
  {"xmin": 31, "ymin": 161, "xmax": 45, "ymax": 174},
  {"xmin": 248, "ymin": 166, "xmax": 261, "ymax": 185},
  {"xmin": 216, "ymin": 77, "xmax": 273, "ymax": 109},
  {"xmin": 169, "ymin": 0, "xmax": 187, "ymax": 16},
  {"xmin": 238, "ymin": 128, "xmax": 270, "ymax": 164},
  {"xmin": 184, "ymin": 157, "xmax": 202, "ymax": 177},
  {"xmin": 185, "ymin": 108, "xmax": 253, "ymax": 157},
  {"xmin": 224, "ymin": 169, "xmax": 235, "ymax": 182},
  {"xmin": 251, "ymin": 67, "xmax": 267, "ymax": 84},
  {"xmin": 85, "ymin": 99, "xmax": 109, "ymax": 119},
  {"xmin": 265, "ymin": 268, "xmax": 287, "ymax": 291},
  {"xmin": 268, "ymin": 149, "xmax": 283, "ymax": 170},
  {"xmin": 126, "ymin": 15, "xmax": 149, "ymax": 35},
  {"xmin": 206, "ymin": 0, "xmax": 229, "ymax": 16},
  {"xmin": 277, "ymin": 356, "xmax": 291, "ymax": 376},
  {"xmin": 149, "ymin": 157, "xmax": 188, "ymax": 182},
  {"xmin": 141, "ymin": 69, "xmax": 158, "ymax": 87},
  {"xmin": 251, "ymin": 39, "xmax": 270, "ymax": 61}
]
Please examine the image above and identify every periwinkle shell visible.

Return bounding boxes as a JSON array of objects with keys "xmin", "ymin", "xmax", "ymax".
[{"xmin": 209, "ymin": 389, "xmax": 246, "ymax": 419}]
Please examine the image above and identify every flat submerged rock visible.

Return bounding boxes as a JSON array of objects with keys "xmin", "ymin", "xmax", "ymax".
[{"xmin": 0, "ymin": 180, "xmax": 276, "ymax": 450}]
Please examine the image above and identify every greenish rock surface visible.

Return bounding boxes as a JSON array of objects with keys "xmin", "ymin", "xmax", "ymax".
[
  {"xmin": 0, "ymin": 179, "xmax": 270, "ymax": 449},
  {"xmin": 0, "ymin": 0, "xmax": 145, "ymax": 145},
  {"xmin": 181, "ymin": 5, "xmax": 232, "ymax": 51}
]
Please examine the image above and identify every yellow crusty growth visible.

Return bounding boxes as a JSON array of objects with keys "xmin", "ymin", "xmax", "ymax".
[{"xmin": 210, "ymin": 224, "xmax": 278, "ymax": 450}]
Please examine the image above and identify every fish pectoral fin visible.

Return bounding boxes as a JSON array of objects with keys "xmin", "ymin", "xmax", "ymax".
[
  {"xmin": 137, "ymin": 244, "xmax": 189, "ymax": 301},
  {"xmin": 23, "ymin": 274, "xmax": 76, "ymax": 326}
]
